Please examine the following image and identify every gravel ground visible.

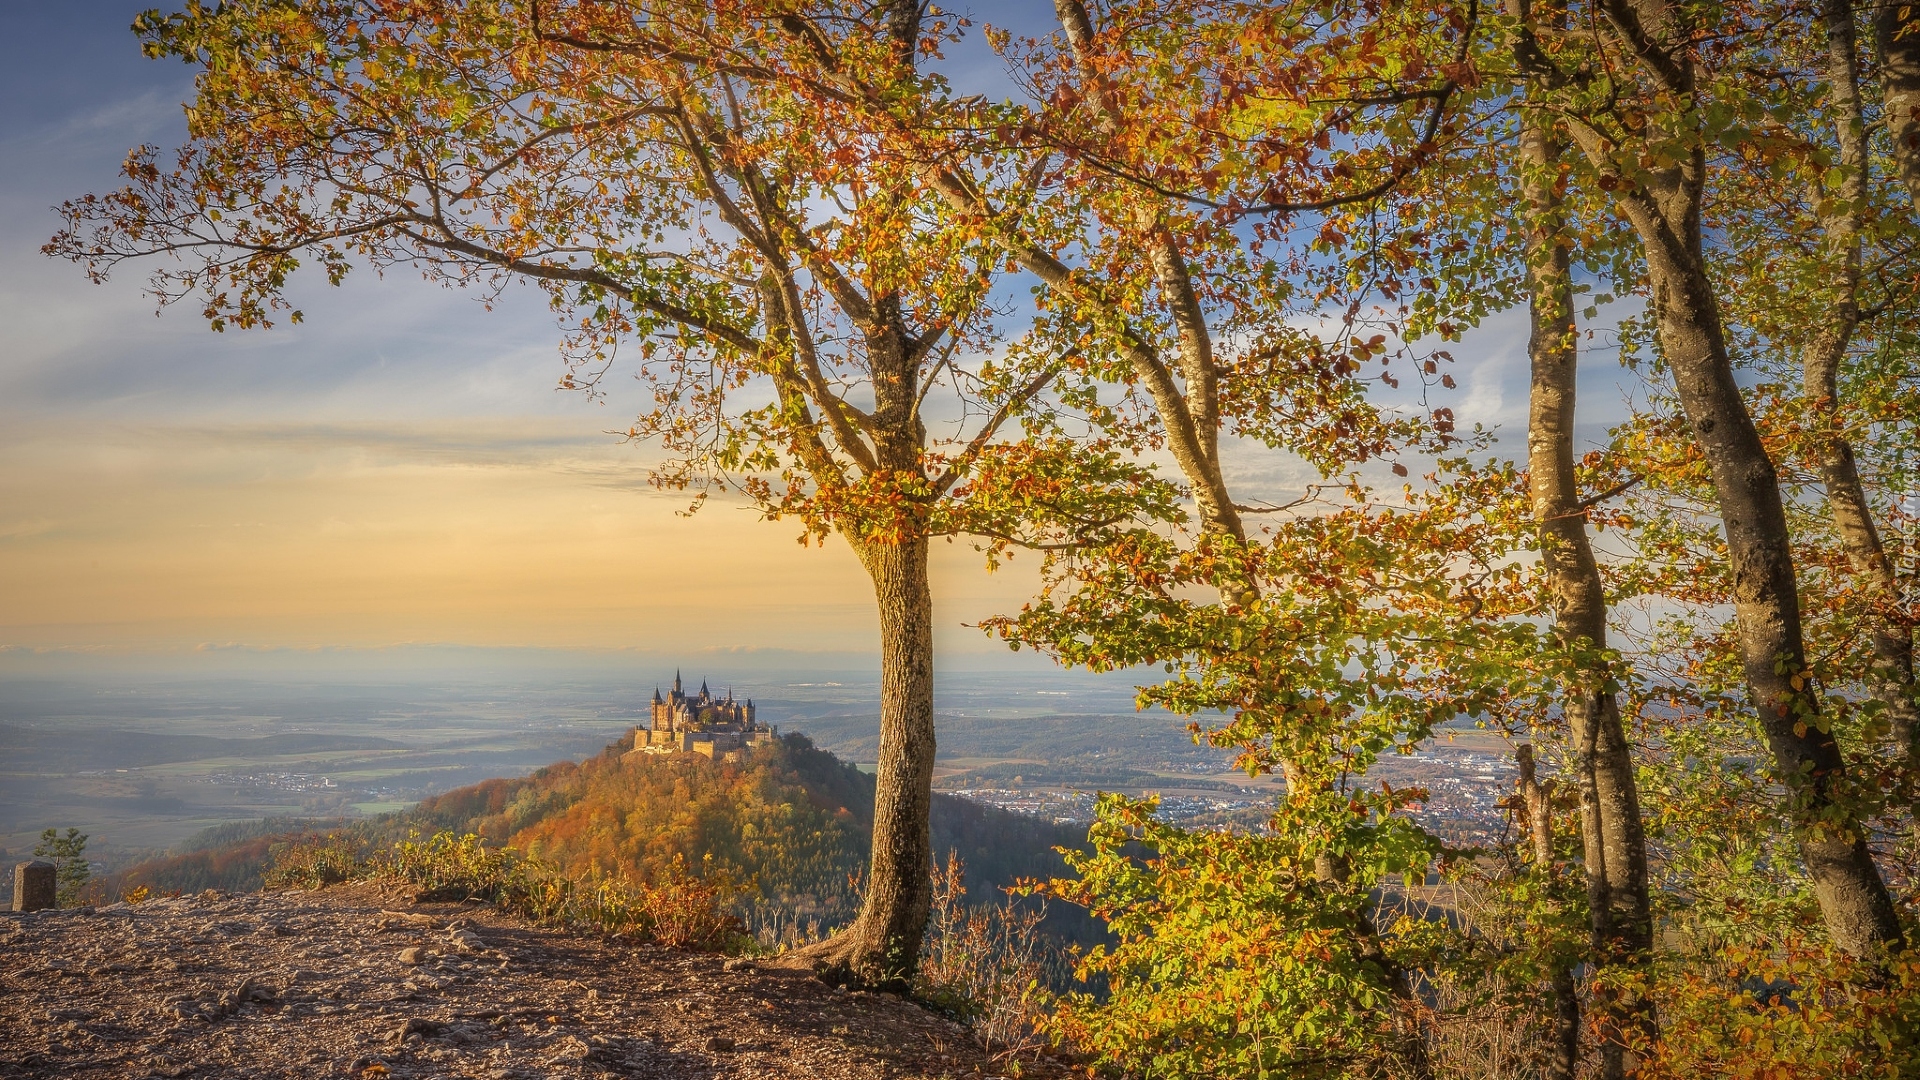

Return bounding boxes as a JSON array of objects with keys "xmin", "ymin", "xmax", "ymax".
[{"xmin": 0, "ymin": 882, "xmax": 1058, "ymax": 1080}]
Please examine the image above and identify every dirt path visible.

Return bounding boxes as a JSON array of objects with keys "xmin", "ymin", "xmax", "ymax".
[{"xmin": 0, "ymin": 883, "xmax": 1051, "ymax": 1079}]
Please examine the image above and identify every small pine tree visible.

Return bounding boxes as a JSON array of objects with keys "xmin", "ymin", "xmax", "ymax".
[{"xmin": 34, "ymin": 828, "xmax": 90, "ymax": 907}]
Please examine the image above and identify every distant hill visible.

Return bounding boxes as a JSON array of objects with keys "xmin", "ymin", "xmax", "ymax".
[
  {"xmin": 107, "ymin": 732, "xmax": 1098, "ymax": 946},
  {"xmin": 409, "ymin": 733, "xmax": 1094, "ymax": 945}
]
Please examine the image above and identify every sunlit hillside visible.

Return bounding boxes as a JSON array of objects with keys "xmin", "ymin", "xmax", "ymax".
[{"xmin": 112, "ymin": 732, "xmax": 1095, "ymax": 948}]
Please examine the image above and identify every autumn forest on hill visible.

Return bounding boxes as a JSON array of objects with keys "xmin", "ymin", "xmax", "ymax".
[
  {"xmin": 108, "ymin": 732, "xmax": 1098, "ymax": 949},
  {"xmin": 33, "ymin": 0, "xmax": 1920, "ymax": 1077}
]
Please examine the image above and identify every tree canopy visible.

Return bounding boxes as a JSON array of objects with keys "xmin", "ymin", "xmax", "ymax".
[{"xmin": 53, "ymin": 0, "xmax": 1920, "ymax": 1073}]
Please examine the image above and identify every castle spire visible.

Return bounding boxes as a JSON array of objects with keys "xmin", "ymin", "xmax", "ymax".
[
  {"xmin": 674, "ymin": 669, "xmax": 682, "ymax": 695},
  {"xmin": 653, "ymin": 687, "xmax": 663, "ymax": 704}
]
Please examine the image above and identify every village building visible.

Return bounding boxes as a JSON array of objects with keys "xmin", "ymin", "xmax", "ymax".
[{"xmin": 629, "ymin": 671, "xmax": 777, "ymax": 763}]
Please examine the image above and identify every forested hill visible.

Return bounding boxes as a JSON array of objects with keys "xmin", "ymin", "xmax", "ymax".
[
  {"xmin": 113, "ymin": 733, "xmax": 1093, "ymax": 946},
  {"xmin": 411, "ymin": 733, "xmax": 1091, "ymax": 944}
]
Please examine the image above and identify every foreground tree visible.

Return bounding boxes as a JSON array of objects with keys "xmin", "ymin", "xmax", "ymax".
[
  {"xmin": 1791, "ymin": 0, "xmax": 1920, "ymax": 770},
  {"xmin": 1511, "ymin": 99, "xmax": 1649, "ymax": 1080},
  {"xmin": 946, "ymin": 2, "xmax": 1548, "ymax": 1074},
  {"xmin": 1498, "ymin": 8, "xmax": 1654, "ymax": 1069},
  {"xmin": 1510, "ymin": 0, "xmax": 1906, "ymax": 961},
  {"xmin": 50, "ymin": 0, "xmax": 1169, "ymax": 984}
]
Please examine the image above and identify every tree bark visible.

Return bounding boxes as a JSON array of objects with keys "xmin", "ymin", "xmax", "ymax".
[
  {"xmin": 1569, "ymin": 0, "xmax": 1907, "ymax": 965},
  {"xmin": 1565, "ymin": 50, "xmax": 1904, "ymax": 955},
  {"xmin": 1516, "ymin": 97, "xmax": 1651, "ymax": 1077},
  {"xmin": 1877, "ymin": 0, "xmax": 1920, "ymax": 208},
  {"xmin": 1814, "ymin": 0, "xmax": 1920, "ymax": 764},
  {"xmin": 796, "ymin": 535, "xmax": 936, "ymax": 988},
  {"xmin": 1624, "ymin": 187, "xmax": 1903, "ymax": 959},
  {"xmin": 1516, "ymin": 745, "xmax": 1580, "ymax": 1080}
]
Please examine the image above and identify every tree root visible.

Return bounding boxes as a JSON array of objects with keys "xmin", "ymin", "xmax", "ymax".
[{"xmin": 774, "ymin": 927, "xmax": 910, "ymax": 993}]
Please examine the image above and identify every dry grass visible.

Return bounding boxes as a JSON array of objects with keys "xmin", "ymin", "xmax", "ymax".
[
  {"xmin": 915, "ymin": 851, "xmax": 1064, "ymax": 1062},
  {"xmin": 265, "ymin": 829, "xmax": 748, "ymax": 951}
]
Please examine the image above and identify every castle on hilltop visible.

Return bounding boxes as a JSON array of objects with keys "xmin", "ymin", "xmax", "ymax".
[{"xmin": 629, "ymin": 670, "xmax": 777, "ymax": 763}]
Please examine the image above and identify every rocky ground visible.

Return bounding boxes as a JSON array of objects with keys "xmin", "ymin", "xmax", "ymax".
[{"xmin": 0, "ymin": 882, "xmax": 1063, "ymax": 1079}]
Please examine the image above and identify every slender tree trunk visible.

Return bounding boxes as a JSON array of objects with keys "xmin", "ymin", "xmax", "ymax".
[
  {"xmin": 1281, "ymin": 761, "xmax": 1434, "ymax": 1080},
  {"xmin": 1583, "ymin": 142, "xmax": 1907, "ymax": 960},
  {"xmin": 798, "ymin": 535, "xmax": 936, "ymax": 988},
  {"xmin": 1815, "ymin": 0, "xmax": 1920, "ymax": 763},
  {"xmin": 1877, "ymin": 0, "xmax": 1920, "ymax": 208},
  {"xmin": 1517, "ymin": 745, "xmax": 1580, "ymax": 1080},
  {"xmin": 1571, "ymin": 0, "xmax": 1906, "ymax": 964},
  {"xmin": 1636, "ymin": 200, "xmax": 1903, "ymax": 958},
  {"xmin": 1517, "ymin": 99, "xmax": 1651, "ymax": 1076},
  {"xmin": 1027, "ymin": 8, "xmax": 1435, "ymax": 1068}
]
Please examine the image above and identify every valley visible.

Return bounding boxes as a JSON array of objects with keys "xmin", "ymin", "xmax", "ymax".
[{"xmin": 1, "ymin": 669, "xmax": 1524, "ymax": 876}]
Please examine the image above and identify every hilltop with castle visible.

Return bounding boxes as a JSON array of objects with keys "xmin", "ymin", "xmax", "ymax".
[{"xmin": 628, "ymin": 671, "xmax": 777, "ymax": 763}]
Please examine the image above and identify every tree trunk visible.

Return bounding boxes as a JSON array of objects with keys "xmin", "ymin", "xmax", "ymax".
[
  {"xmin": 1517, "ymin": 101, "xmax": 1651, "ymax": 1077},
  {"xmin": 1877, "ymin": 0, "xmax": 1920, "ymax": 208},
  {"xmin": 1517, "ymin": 745, "xmax": 1580, "ymax": 1080},
  {"xmin": 1593, "ymin": 142, "xmax": 1906, "ymax": 958},
  {"xmin": 794, "ymin": 535, "xmax": 936, "ymax": 988},
  {"xmin": 1281, "ymin": 760, "xmax": 1434, "ymax": 1080},
  {"xmin": 1815, "ymin": 0, "xmax": 1920, "ymax": 764}
]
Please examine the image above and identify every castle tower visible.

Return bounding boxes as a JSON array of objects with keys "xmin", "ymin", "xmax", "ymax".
[{"xmin": 637, "ymin": 671, "xmax": 771, "ymax": 756}]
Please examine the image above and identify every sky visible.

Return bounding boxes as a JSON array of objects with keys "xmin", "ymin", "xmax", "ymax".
[{"xmin": 0, "ymin": 3, "xmax": 1627, "ymax": 679}]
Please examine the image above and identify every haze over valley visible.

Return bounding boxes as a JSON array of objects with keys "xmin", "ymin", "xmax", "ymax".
[{"xmin": 1, "ymin": 663, "xmax": 1522, "ymax": 876}]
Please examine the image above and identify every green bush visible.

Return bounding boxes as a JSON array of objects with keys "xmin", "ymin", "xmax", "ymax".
[{"xmin": 263, "ymin": 832, "xmax": 368, "ymax": 889}]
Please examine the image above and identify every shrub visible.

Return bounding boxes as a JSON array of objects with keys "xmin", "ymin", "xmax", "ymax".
[
  {"xmin": 1029, "ymin": 794, "xmax": 1445, "ymax": 1080},
  {"xmin": 387, "ymin": 831, "xmax": 748, "ymax": 949},
  {"xmin": 264, "ymin": 828, "xmax": 748, "ymax": 952},
  {"xmin": 916, "ymin": 851, "xmax": 1061, "ymax": 1059},
  {"xmin": 1624, "ymin": 940, "xmax": 1920, "ymax": 1079},
  {"xmin": 263, "ymin": 832, "xmax": 369, "ymax": 889}
]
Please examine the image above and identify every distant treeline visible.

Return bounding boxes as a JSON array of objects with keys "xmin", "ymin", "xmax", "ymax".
[
  {"xmin": 0, "ymin": 724, "xmax": 406, "ymax": 773},
  {"xmin": 934, "ymin": 761, "xmax": 1255, "ymax": 794}
]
